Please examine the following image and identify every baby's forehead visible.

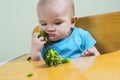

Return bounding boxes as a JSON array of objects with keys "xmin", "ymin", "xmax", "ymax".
[
  {"xmin": 38, "ymin": 0, "xmax": 74, "ymax": 16},
  {"xmin": 39, "ymin": 0, "xmax": 72, "ymax": 8}
]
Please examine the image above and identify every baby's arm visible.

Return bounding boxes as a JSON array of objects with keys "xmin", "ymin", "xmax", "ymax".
[
  {"xmin": 81, "ymin": 46, "xmax": 100, "ymax": 57},
  {"xmin": 31, "ymin": 32, "xmax": 46, "ymax": 61}
]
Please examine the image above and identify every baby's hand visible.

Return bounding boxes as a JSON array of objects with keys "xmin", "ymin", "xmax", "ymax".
[
  {"xmin": 31, "ymin": 32, "xmax": 46, "ymax": 51},
  {"xmin": 81, "ymin": 49, "xmax": 95, "ymax": 57}
]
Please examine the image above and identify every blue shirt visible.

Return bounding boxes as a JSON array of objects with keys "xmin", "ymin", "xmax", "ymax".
[{"xmin": 41, "ymin": 27, "xmax": 96, "ymax": 58}]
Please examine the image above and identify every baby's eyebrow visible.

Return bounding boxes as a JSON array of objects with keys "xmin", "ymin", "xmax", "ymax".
[
  {"xmin": 53, "ymin": 19, "xmax": 63, "ymax": 22},
  {"xmin": 39, "ymin": 20, "xmax": 45, "ymax": 23}
]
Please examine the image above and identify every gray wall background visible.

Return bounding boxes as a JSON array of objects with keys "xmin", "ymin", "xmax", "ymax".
[{"xmin": 0, "ymin": 0, "xmax": 120, "ymax": 63}]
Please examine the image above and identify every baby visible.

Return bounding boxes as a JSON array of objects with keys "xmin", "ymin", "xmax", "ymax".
[{"xmin": 31, "ymin": 0, "xmax": 100, "ymax": 60}]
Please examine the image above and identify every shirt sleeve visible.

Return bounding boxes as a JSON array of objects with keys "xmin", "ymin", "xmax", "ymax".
[{"xmin": 83, "ymin": 31, "xmax": 96, "ymax": 50}]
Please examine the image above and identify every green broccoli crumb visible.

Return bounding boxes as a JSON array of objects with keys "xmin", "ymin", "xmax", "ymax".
[
  {"xmin": 27, "ymin": 57, "xmax": 31, "ymax": 62},
  {"xmin": 27, "ymin": 72, "xmax": 33, "ymax": 77}
]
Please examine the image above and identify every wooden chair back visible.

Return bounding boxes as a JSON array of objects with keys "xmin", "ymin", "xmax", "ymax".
[{"xmin": 75, "ymin": 11, "xmax": 120, "ymax": 54}]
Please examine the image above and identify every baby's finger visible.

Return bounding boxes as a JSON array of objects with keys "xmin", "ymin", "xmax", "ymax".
[
  {"xmin": 32, "ymin": 32, "xmax": 40, "ymax": 38},
  {"xmin": 81, "ymin": 50, "xmax": 94, "ymax": 57},
  {"xmin": 86, "ymin": 49, "xmax": 95, "ymax": 56},
  {"xmin": 80, "ymin": 53, "xmax": 85, "ymax": 57},
  {"xmin": 86, "ymin": 49, "xmax": 93, "ymax": 53},
  {"xmin": 82, "ymin": 51, "xmax": 89, "ymax": 56},
  {"xmin": 81, "ymin": 52, "xmax": 86, "ymax": 57},
  {"xmin": 38, "ymin": 36, "xmax": 45, "ymax": 41},
  {"xmin": 88, "ymin": 52, "xmax": 95, "ymax": 56}
]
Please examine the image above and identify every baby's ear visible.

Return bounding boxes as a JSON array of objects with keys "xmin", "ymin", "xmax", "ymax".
[{"xmin": 71, "ymin": 16, "xmax": 78, "ymax": 24}]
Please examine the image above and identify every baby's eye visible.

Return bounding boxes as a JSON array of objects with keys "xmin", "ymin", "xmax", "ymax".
[
  {"xmin": 55, "ymin": 22, "xmax": 62, "ymax": 25},
  {"xmin": 41, "ymin": 23, "xmax": 47, "ymax": 26}
]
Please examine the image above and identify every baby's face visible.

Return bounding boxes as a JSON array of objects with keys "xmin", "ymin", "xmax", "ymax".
[{"xmin": 37, "ymin": 1, "xmax": 74, "ymax": 41}]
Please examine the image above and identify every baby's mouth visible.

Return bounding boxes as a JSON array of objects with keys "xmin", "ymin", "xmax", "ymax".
[{"xmin": 48, "ymin": 34, "xmax": 56, "ymax": 37}]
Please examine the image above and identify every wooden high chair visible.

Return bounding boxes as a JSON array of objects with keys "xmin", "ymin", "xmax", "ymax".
[{"xmin": 32, "ymin": 11, "xmax": 120, "ymax": 54}]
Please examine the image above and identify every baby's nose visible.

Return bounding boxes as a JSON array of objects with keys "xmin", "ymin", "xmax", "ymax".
[{"xmin": 46, "ymin": 25, "xmax": 56, "ymax": 32}]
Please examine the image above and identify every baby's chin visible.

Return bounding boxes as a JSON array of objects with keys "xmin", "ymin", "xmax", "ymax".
[
  {"xmin": 48, "ymin": 37, "xmax": 58, "ymax": 41},
  {"xmin": 48, "ymin": 37, "xmax": 62, "ymax": 42}
]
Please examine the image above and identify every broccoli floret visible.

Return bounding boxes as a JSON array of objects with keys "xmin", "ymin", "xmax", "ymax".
[
  {"xmin": 38, "ymin": 30, "xmax": 48, "ymax": 41},
  {"xmin": 44, "ymin": 49, "xmax": 70, "ymax": 66}
]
